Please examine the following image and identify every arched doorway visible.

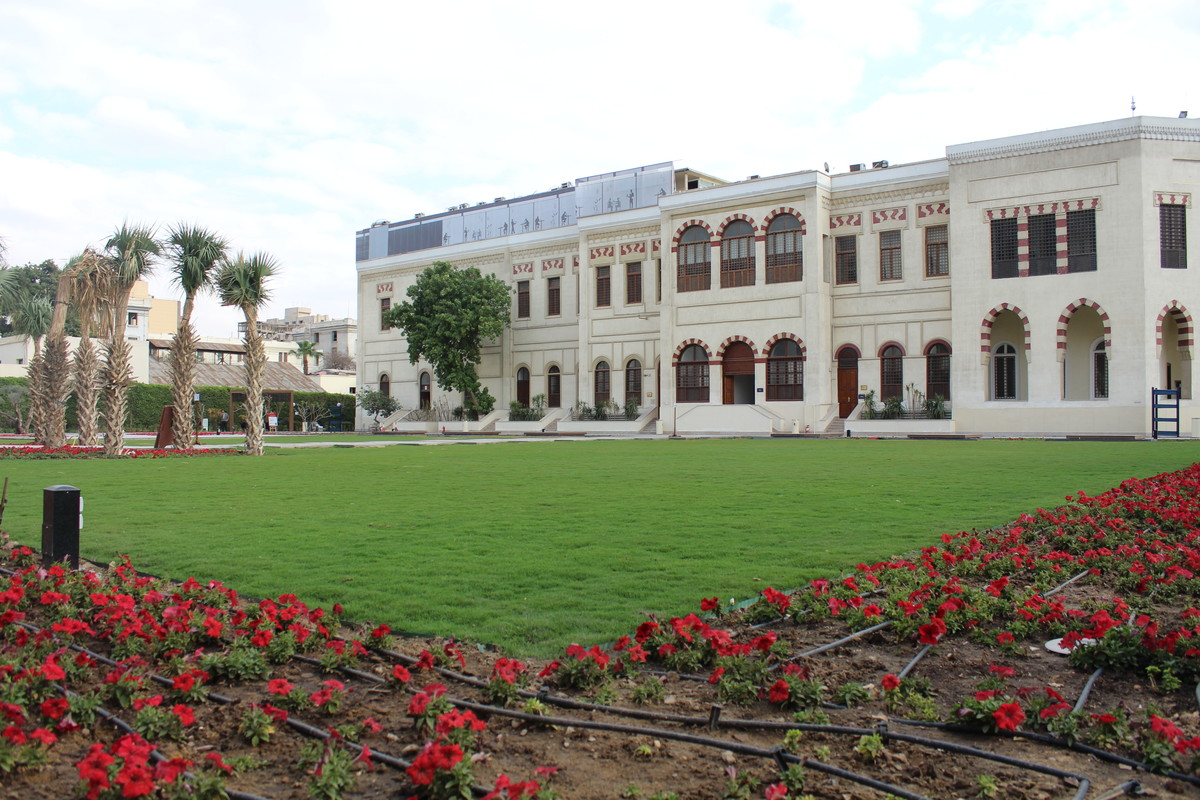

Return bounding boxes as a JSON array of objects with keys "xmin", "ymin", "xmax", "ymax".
[
  {"xmin": 419, "ymin": 372, "xmax": 431, "ymax": 410},
  {"xmin": 547, "ymin": 366, "xmax": 561, "ymax": 408},
  {"xmin": 722, "ymin": 341, "xmax": 755, "ymax": 404},
  {"xmin": 516, "ymin": 367, "xmax": 530, "ymax": 407},
  {"xmin": 836, "ymin": 346, "xmax": 859, "ymax": 417}
]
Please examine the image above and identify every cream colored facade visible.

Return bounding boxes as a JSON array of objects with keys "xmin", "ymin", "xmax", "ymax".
[{"xmin": 356, "ymin": 117, "xmax": 1200, "ymax": 437}]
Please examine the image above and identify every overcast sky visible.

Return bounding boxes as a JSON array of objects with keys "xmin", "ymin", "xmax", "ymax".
[{"xmin": 2, "ymin": 0, "xmax": 1198, "ymax": 338}]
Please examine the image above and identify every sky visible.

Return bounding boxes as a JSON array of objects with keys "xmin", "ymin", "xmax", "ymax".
[{"xmin": 2, "ymin": 0, "xmax": 1198, "ymax": 338}]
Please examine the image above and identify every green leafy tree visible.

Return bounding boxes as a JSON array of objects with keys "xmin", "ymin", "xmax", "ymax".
[
  {"xmin": 359, "ymin": 389, "xmax": 399, "ymax": 425},
  {"xmin": 383, "ymin": 261, "xmax": 510, "ymax": 416},
  {"xmin": 216, "ymin": 252, "xmax": 278, "ymax": 456},
  {"xmin": 0, "ymin": 260, "xmax": 81, "ymax": 337}
]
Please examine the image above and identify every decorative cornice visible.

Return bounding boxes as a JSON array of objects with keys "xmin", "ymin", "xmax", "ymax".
[
  {"xmin": 510, "ymin": 244, "xmax": 577, "ymax": 261},
  {"xmin": 948, "ymin": 121, "xmax": 1200, "ymax": 165},
  {"xmin": 586, "ymin": 225, "xmax": 659, "ymax": 245},
  {"xmin": 829, "ymin": 184, "xmax": 949, "ymax": 210}
]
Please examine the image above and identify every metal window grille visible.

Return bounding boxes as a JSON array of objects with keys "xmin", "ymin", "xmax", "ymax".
[
  {"xmin": 677, "ymin": 242, "xmax": 711, "ymax": 292},
  {"xmin": 879, "ymin": 230, "xmax": 902, "ymax": 281},
  {"xmin": 991, "ymin": 218, "xmax": 1018, "ymax": 279},
  {"xmin": 1067, "ymin": 210, "xmax": 1097, "ymax": 272},
  {"xmin": 994, "ymin": 346, "xmax": 1017, "ymax": 400},
  {"xmin": 880, "ymin": 346, "xmax": 903, "ymax": 401},
  {"xmin": 835, "ymin": 235, "xmax": 858, "ymax": 284},
  {"xmin": 766, "ymin": 229, "xmax": 802, "ymax": 283},
  {"xmin": 1093, "ymin": 344, "xmax": 1109, "ymax": 399},
  {"xmin": 626, "ymin": 262, "xmax": 642, "ymax": 304},
  {"xmin": 766, "ymin": 340, "xmax": 804, "ymax": 400},
  {"xmin": 596, "ymin": 267, "xmax": 611, "ymax": 307},
  {"xmin": 676, "ymin": 346, "xmax": 709, "ymax": 402},
  {"xmin": 926, "ymin": 346, "xmax": 950, "ymax": 400},
  {"xmin": 517, "ymin": 280, "xmax": 530, "ymax": 318},
  {"xmin": 1161, "ymin": 204, "xmax": 1187, "ymax": 269},
  {"xmin": 1028, "ymin": 214, "xmax": 1057, "ymax": 276},
  {"xmin": 625, "ymin": 359, "xmax": 642, "ymax": 404},
  {"xmin": 547, "ymin": 277, "xmax": 561, "ymax": 316},
  {"xmin": 594, "ymin": 362, "xmax": 610, "ymax": 405},
  {"xmin": 925, "ymin": 225, "xmax": 949, "ymax": 276}
]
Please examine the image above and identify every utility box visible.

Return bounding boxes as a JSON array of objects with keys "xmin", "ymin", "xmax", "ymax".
[{"xmin": 42, "ymin": 485, "xmax": 81, "ymax": 569}]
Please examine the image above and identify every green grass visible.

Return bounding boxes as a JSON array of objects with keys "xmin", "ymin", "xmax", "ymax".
[{"xmin": 2, "ymin": 439, "xmax": 1197, "ymax": 657}]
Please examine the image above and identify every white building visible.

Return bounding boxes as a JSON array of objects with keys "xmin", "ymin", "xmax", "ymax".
[
  {"xmin": 355, "ymin": 117, "xmax": 1200, "ymax": 437},
  {"xmin": 250, "ymin": 307, "xmax": 357, "ymax": 365}
]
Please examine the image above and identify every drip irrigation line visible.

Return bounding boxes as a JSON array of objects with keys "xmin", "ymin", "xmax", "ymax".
[
  {"xmin": 54, "ymin": 685, "xmax": 272, "ymax": 800},
  {"xmin": 1072, "ymin": 667, "xmax": 1105, "ymax": 714},
  {"xmin": 897, "ymin": 644, "xmax": 933, "ymax": 680},
  {"xmin": 449, "ymin": 697, "xmax": 932, "ymax": 800},
  {"xmin": 1044, "ymin": 569, "xmax": 1091, "ymax": 598},
  {"xmin": 788, "ymin": 621, "xmax": 891, "ymax": 660},
  {"xmin": 1091, "ymin": 780, "xmax": 1143, "ymax": 800},
  {"xmin": 889, "ymin": 717, "xmax": 1200, "ymax": 789}
]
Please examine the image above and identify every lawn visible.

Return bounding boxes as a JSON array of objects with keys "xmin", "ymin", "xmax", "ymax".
[{"xmin": 2, "ymin": 438, "xmax": 1198, "ymax": 657}]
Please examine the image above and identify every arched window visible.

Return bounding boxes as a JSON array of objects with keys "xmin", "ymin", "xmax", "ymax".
[
  {"xmin": 1092, "ymin": 340, "xmax": 1108, "ymax": 400},
  {"xmin": 925, "ymin": 343, "xmax": 950, "ymax": 401},
  {"xmin": 516, "ymin": 367, "xmax": 530, "ymax": 407},
  {"xmin": 880, "ymin": 345, "xmax": 904, "ymax": 402},
  {"xmin": 677, "ymin": 226, "xmax": 711, "ymax": 292},
  {"xmin": 720, "ymin": 220, "xmax": 755, "ymax": 288},
  {"xmin": 676, "ymin": 345, "xmax": 710, "ymax": 403},
  {"xmin": 547, "ymin": 366, "xmax": 561, "ymax": 408},
  {"xmin": 625, "ymin": 359, "xmax": 642, "ymax": 407},
  {"xmin": 419, "ymin": 372, "xmax": 431, "ymax": 410},
  {"xmin": 993, "ymin": 344, "xmax": 1017, "ymax": 400},
  {"xmin": 379, "ymin": 374, "xmax": 390, "ymax": 397},
  {"xmin": 594, "ymin": 361, "xmax": 610, "ymax": 406},
  {"xmin": 766, "ymin": 339, "xmax": 804, "ymax": 400},
  {"xmin": 766, "ymin": 215, "xmax": 803, "ymax": 283}
]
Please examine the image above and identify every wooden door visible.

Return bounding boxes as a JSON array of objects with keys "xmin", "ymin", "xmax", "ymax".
[
  {"xmin": 837, "ymin": 348, "xmax": 859, "ymax": 417},
  {"xmin": 722, "ymin": 342, "xmax": 754, "ymax": 405}
]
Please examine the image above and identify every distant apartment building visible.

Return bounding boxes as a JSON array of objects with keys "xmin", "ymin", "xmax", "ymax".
[{"xmin": 243, "ymin": 307, "xmax": 357, "ymax": 364}]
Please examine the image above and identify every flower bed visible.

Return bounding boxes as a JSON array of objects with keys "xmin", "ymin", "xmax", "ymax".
[
  {"xmin": 1, "ymin": 465, "xmax": 1200, "ymax": 798},
  {"xmin": 0, "ymin": 447, "xmax": 242, "ymax": 460}
]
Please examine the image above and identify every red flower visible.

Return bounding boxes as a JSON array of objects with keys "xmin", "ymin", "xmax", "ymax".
[
  {"xmin": 172, "ymin": 704, "xmax": 195, "ymax": 726},
  {"xmin": 767, "ymin": 679, "xmax": 790, "ymax": 704},
  {"xmin": 993, "ymin": 702, "xmax": 1025, "ymax": 732},
  {"xmin": 700, "ymin": 597, "xmax": 719, "ymax": 612},
  {"xmin": 40, "ymin": 697, "xmax": 70, "ymax": 720},
  {"xmin": 708, "ymin": 667, "xmax": 725, "ymax": 685},
  {"xmin": 205, "ymin": 752, "xmax": 234, "ymax": 775},
  {"xmin": 392, "ymin": 664, "xmax": 411, "ymax": 683},
  {"xmin": 918, "ymin": 618, "xmax": 946, "ymax": 645},
  {"xmin": 881, "ymin": 673, "xmax": 900, "ymax": 692},
  {"xmin": 988, "ymin": 664, "xmax": 1015, "ymax": 679},
  {"xmin": 371, "ymin": 624, "xmax": 391, "ymax": 638},
  {"xmin": 267, "ymin": 678, "xmax": 294, "ymax": 696},
  {"xmin": 996, "ymin": 632, "xmax": 1014, "ymax": 645},
  {"xmin": 416, "ymin": 650, "xmax": 435, "ymax": 670},
  {"xmin": 765, "ymin": 784, "xmax": 789, "ymax": 800}
]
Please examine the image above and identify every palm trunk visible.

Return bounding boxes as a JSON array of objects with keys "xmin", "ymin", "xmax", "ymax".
[
  {"xmin": 74, "ymin": 335, "xmax": 101, "ymax": 446},
  {"xmin": 244, "ymin": 312, "xmax": 266, "ymax": 456},
  {"xmin": 102, "ymin": 336, "xmax": 132, "ymax": 456},
  {"xmin": 38, "ymin": 333, "xmax": 70, "ymax": 448},
  {"xmin": 26, "ymin": 351, "xmax": 47, "ymax": 443},
  {"xmin": 170, "ymin": 318, "xmax": 199, "ymax": 448}
]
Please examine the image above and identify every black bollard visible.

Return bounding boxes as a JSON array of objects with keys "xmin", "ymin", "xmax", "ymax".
[{"xmin": 42, "ymin": 485, "xmax": 81, "ymax": 569}]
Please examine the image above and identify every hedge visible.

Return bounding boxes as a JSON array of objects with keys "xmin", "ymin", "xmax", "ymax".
[{"xmin": 0, "ymin": 377, "xmax": 355, "ymax": 433}]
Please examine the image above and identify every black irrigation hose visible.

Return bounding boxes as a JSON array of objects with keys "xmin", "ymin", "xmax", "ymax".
[
  {"xmin": 787, "ymin": 621, "xmax": 892, "ymax": 660},
  {"xmin": 1072, "ymin": 667, "xmax": 1105, "ymax": 714},
  {"xmin": 449, "ymin": 697, "xmax": 933, "ymax": 800},
  {"xmin": 54, "ymin": 685, "xmax": 272, "ymax": 800},
  {"xmin": 1091, "ymin": 780, "xmax": 1143, "ymax": 800},
  {"xmin": 1044, "ymin": 569, "xmax": 1091, "ymax": 598},
  {"xmin": 897, "ymin": 644, "xmax": 933, "ymax": 679},
  {"xmin": 889, "ymin": 717, "xmax": 1200, "ymax": 789}
]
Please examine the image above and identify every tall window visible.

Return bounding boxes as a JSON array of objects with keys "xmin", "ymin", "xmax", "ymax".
[
  {"xmin": 380, "ymin": 298, "xmax": 392, "ymax": 330},
  {"xmin": 835, "ymin": 235, "xmax": 857, "ymax": 284},
  {"xmin": 720, "ymin": 220, "xmax": 755, "ymax": 288},
  {"xmin": 676, "ymin": 344, "xmax": 710, "ymax": 402},
  {"xmin": 991, "ymin": 218, "xmax": 1018, "ymax": 279},
  {"xmin": 880, "ymin": 345, "xmax": 903, "ymax": 401},
  {"xmin": 925, "ymin": 225, "xmax": 948, "ymax": 276},
  {"xmin": 419, "ymin": 372, "xmax": 431, "ymax": 409},
  {"xmin": 1092, "ymin": 341, "xmax": 1109, "ymax": 399},
  {"xmin": 547, "ymin": 366, "xmax": 561, "ymax": 408},
  {"xmin": 766, "ymin": 214, "xmax": 802, "ymax": 283},
  {"xmin": 1028, "ymin": 213, "xmax": 1057, "ymax": 276},
  {"xmin": 1162, "ymin": 204, "xmax": 1187, "ymax": 269},
  {"xmin": 766, "ymin": 339, "xmax": 804, "ymax": 400},
  {"xmin": 993, "ymin": 344, "xmax": 1017, "ymax": 400},
  {"xmin": 626, "ymin": 262, "xmax": 642, "ymax": 304},
  {"xmin": 379, "ymin": 374, "xmax": 390, "ymax": 397},
  {"xmin": 547, "ymin": 276, "xmax": 561, "ymax": 316},
  {"xmin": 655, "ymin": 260, "xmax": 662, "ymax": 302},
  {"xmin": 595, "ymin": 267, "xmax": 611, "ymax": 307},
  {"xmin": 925, "ymin": 343, "xmax": 950, "ymax": 400},
  {"xmin": 516, "ymin": 367, "xmax": 530, "ymax": 407},
  {"xmin": 594, "ymin": 361, "xmax": 610, "ymax": 406},
  {"xmin": 1067, "ymin": 209, "xmax": 1097, "ymax": 272},
  {"xmin": 677, "ymin": 226, "xmax": 711, "ymax": 292},
  {"xmin": 879, "ymin": 230, "xmax": 902, "ymax": 281},
  {"xmin": 625, "ymin": 359, "xmax": 642, "ymax": 406},
  {"xmin": 517, "ymin": 280, "xmax": 530, "ymax": 319}
]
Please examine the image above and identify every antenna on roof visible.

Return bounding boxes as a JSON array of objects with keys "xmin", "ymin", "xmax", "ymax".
[{"xmin": 1131, "ymin": 95, "xmax": 1136, "ymax": 116}]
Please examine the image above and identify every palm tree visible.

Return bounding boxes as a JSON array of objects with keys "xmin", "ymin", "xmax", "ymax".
[
  {"xmin": 32, "ymin": 257, "xmax": 83, "ymax": 448},
  {"xmin": 216, "ymin": 252, "xmax": 277, "ymax": 456},
  {"xmin": 294, "ymin": 339, "xmax": 321, "ymax": 374},
  {"xmin": 9, "ymin": 293, "xmax": 52, "ymax": 441},
  {"xmin": 102, "ymin": 223, "xmax": 160, "ymax": 455},
  {"xmin": 69, "ymin": 249, "xmax": 111, "ymax": 446},
  {"xmin": 165, "ymin": 224, "xmax": 228, "ymax": 447}
]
